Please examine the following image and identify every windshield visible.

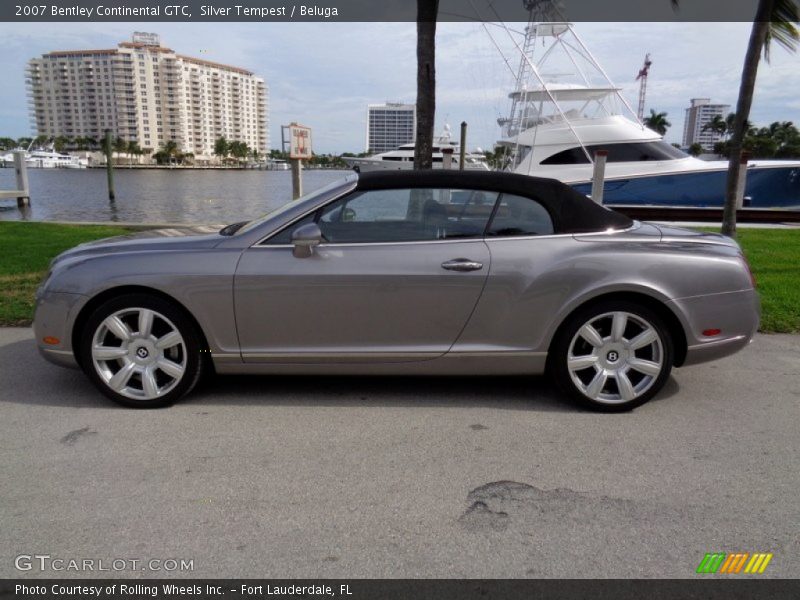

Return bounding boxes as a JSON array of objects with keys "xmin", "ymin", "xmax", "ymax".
[{"xmin": 232, "ymin": 176, "xmax": 355, "ymax": 236}]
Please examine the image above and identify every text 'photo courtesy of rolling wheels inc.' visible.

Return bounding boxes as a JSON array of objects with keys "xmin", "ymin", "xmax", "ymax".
[{"xmin": 1, "ymin": 0, "xmax": 799, "ymax": 598}]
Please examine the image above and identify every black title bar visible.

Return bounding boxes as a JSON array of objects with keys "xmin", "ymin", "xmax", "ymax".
[
  {"xmin": 1, "ymin": 0, "xmax": 762, "ymax": 23},
  {"xmin": 3, "ymin": 579, "xmax": 800, "ymax": 600}
]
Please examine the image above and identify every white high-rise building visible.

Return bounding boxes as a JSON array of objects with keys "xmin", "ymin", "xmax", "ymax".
[
  {"xmin": 366, "ymin": 103, "xmax": 416, "ymax": 153},
  {"xmin": 682, "ymin": 98, "xmax": 730, "ymax": 151},
  {"xmin": 27, "ymin": 32, "xmax": 268, "ymax": 160}
]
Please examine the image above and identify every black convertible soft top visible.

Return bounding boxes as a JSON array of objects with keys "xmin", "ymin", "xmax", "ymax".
[{"xmin": 354, "ymin": 170, "xmax": 633, "ymax": 234}]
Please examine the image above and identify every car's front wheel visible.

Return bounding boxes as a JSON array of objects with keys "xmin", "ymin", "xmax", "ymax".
[
  {"xmin": 79, "ymin": 294, "xmax": 204, "ymax": 408},
  {"xmin": 550, "ymin": 300, "xmax": 674, "ymax": 411}
]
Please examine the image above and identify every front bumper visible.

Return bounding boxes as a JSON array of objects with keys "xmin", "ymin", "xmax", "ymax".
[
  {"xmin": 669, "ymin": 288, "xmax": 760, "ymax": 367},
  {"xmin": 33, "ymin": 289, "xmax": 87, "ymax": 369}
]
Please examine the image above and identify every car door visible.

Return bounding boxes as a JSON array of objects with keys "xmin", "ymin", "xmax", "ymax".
[{"xmin": 233, "ymin": 187, "xmax": 496, "ymax": 363}]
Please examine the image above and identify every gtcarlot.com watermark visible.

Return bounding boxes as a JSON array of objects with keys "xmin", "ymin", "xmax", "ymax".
[{"xmin": 15, "ymin": 554, "xmax": 194, "ymax": 572}]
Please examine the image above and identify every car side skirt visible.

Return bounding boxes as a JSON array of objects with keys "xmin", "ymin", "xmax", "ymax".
[{"xmin": 212, "ymin": 351, "xmax": 548, "ymax": 375}]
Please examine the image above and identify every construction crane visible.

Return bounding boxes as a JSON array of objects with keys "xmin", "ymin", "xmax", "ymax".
[{"xmin": 635, "ymin": 53, "xmax": 652, "ymax": 122}]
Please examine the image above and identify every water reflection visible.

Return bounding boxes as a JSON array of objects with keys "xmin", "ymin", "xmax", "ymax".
[{"xmin": 0, "ymin": 168, "xmax": 349, "ymax": 224}]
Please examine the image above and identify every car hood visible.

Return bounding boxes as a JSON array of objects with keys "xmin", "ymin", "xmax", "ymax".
[{"xmin": 51, "ymin": 226, "xmax": 223, "ymax": 267}]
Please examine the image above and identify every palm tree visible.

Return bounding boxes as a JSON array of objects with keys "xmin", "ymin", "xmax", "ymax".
[
  {"xmin": 228, "ymin": 140, "xmax": 250, "ymax": 164},
  {"xmin": 126, "ymin": 141, "xmax": 142, "ymax": 166},
  {"xmin": 702, "ymin": 114, "xmax": 727, "ymax": 137},
  {"xmin": 413, "ymin": 0, "xmax": 438, "ymax": 170},
  {"xmin": 53, "ymin": 136, "xmax": 71, "ymax": 152},
  {"xmin": 161, "ymin": 140, "xmax": 179, "ymax": 166},
  {"xmin": 721, "ymin": 0, "xmax": 799, "ymax": 237},
  {"xmin": 688, "ymin": 143, "xmax": 704, "ymax": 157},
  {"xmin": 643, "ymin": 109, "xmax": 671, "ymax": 135},
  {"xmin": 113, "ymin": 137, "xmax": 127, "ymax": 165},
  {"xmin": 214, "ymin": 136, "xmax": 229, "ymax": 164}
]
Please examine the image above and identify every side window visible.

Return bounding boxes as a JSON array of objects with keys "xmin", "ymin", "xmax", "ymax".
[
  {"xmin": 487, "ymin": 194, "xmax": 554, "ymax": 237},
  {"xmin": 261, "ymin": 212, "xmax": 315, "ymax": 245},
  {"xmin": 317, "ymin": 188, "xmax": 498, "ymax": 243}
]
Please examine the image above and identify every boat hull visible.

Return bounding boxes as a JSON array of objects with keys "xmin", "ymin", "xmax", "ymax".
[
  {"xmin": 343, "ymin": 158, "xmax": 489, "ymax": 173},
  {"xmin": 570, "ymin": 165, "xmax": 800, "ymax": 209}
]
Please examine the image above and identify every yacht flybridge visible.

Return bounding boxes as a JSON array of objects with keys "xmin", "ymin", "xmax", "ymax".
[{"xmin": 495, "ymin": 19, "xmax": 800, "ymax": 208}]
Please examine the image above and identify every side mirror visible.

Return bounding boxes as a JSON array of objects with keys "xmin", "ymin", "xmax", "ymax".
[{"xmin": 291, "ymin": 222, "xmax": 323, "ymax": 258}]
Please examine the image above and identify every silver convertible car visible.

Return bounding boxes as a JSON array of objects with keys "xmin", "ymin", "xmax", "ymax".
[{"xmin": 34, "ymin": 171, "xmax": 759, "ymax": 411}]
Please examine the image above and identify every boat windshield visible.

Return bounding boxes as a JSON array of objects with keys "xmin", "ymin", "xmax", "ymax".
[{"xmin": 540, "ymin": 141, "xmax": 688, "ymax": 165}]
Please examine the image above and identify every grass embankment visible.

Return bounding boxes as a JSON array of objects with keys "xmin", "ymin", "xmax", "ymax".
[
  {"xmin": 0, "ymin": 222, "xmax": 797, "ymax": 332},
  {"xmin": 0, "ymin": 222, "xmax": 135, "ymax": 326}
]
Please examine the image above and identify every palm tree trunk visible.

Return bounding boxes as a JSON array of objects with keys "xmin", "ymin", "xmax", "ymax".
[
  {"xmin": 414, "ymin": 0, "xmax": 438, "ymax": 170},
  {"xmin": 722, "ymin": 0, "xmax": 774, "ymax": 237}
]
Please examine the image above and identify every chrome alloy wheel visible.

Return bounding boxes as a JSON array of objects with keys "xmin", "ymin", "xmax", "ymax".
[
  {"xmin": 566, "ymin": 311, "xmax": 664, "ymax": 405},
  {"xmin": 91, "ymin": 307, "xmax": 187, "ymax": 401}
]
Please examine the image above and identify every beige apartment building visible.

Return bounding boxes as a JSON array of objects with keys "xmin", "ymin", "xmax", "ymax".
[{"xmin": 26, "ymin": 32, "xmax": 268, "ymax": 161}]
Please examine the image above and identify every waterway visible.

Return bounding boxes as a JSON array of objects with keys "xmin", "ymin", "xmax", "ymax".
[{"xmin": 0, "ymin": 168, "xmax": 350, "ymax": 223}]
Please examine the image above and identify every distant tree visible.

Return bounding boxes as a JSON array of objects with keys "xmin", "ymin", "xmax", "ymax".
[
  {"xmin": 228, "ymin": 140, "xmax": 250, "ymax": 162},
  {"xmin": 154, "ymin": 140, "xmax": 180, "ymax": 165},
  {"xmin": 16, "ymin": 137, "xmax": 33, "ymax": 148},
  {"xmin": 111, "ymin": 137, "xmax": 127, "ymax": 164},
  {"xmin": 688, "ymin": 143, "xmax": 704, "ymax": 156},
  {"xmin": 0, "ymin": 137, "xmax": 16, "ymax": 150},
  {"xmin": 643, "ymin": 109, "xmax": 671, "ymax": 135},
  {"xmin": 214, "ymin": 136, "xmax": 229, "ymax": 161},
  {"xmin": 126, "ymin": 141, "xmax": 142, "ymax": 165},
  {"xmin": 52, "ymin": 136, "xmax": 68, "ymax": 152},
  {"xmin": 702, "ymin": 114, "xmax": 727, "ymax": 138}
]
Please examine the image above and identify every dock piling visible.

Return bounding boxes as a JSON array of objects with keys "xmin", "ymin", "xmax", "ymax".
[
  {"xmin": 591, "ymin": 149, "xmax": 608, "ymax": 204},
  {"xmin": 13, "ymin": 151, "xmax": 30, "ymax": 207},
  {"xmin": 459, "ymin": 121, "xmax": 467, "ymax": 170},
  {"xmin": 291, "ymin": 159, "xmax": 303, "ymax": 200},
  {"xmin": 735, "ymin": 152, "xmax": 751, "ymax": 210},
  {"xmin": 105, "ymin": 130, "xmax": 115, "ymax": 200}
]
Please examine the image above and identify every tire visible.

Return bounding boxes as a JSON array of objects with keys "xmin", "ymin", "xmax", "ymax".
[
  {"xmin": 78, "ymin": 293, "xmax": 204, "ymax": 408},
  {"xmin": 549, "ymin": 300, "xmax": 674, "ymax": 412}
]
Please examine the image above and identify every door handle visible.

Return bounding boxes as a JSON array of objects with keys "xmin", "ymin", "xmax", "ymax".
[{"xmin": 441, "ymin": 258, "xmax": 484, "ymax": 272}]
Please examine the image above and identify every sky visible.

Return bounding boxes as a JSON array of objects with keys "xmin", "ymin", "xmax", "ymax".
[{"xmin": 0, "ymin": 21, "xmax": 798, "ymax": 153}]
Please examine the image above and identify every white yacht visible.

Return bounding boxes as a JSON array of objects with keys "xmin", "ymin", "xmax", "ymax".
[
  {"xmin": 494, "ymin": 20, "xmax": 800, "ymax": 208},
  {"xmin": 1, "ymin": 144, "xmax": 88, "ymax": 169},
  {"xmin": 26, "ymin": 147, "xmax": 88, "ymax": 169},
  {"xmin": 343, "ymin": 126, "xmax": 490, "ymax": 172},
  {"xmin": 0, "ymin": 147, "xmax": 28, "ymax": 168}
]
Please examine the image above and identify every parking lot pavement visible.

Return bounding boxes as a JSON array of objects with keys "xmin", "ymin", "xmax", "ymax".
[{"xmin": 1, "ymin": 327, "xmax": 798, "ymax": 579}]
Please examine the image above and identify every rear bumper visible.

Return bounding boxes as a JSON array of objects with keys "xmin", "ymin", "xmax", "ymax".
[{"xmin": 669, "ymin": 288, "xmax": 760, "ymax": 367}]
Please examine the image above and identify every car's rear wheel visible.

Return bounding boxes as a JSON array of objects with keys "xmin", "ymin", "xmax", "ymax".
[
  {"xmin": 79, "ymin": 294, "xmax": 203, "ymax": 408},
  {"xmin": 550, "ymin": 300, "xmax": 674, "ymax": 411}
]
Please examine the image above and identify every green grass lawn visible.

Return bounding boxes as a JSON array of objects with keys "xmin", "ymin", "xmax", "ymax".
[
  {"xmin": 0, "ymin": 222, "xmax": 798, "ymax": 332},
  {"xmin": 0, "ymin": 222, "xmax": 135, "ymax": 326},
  {"xmin": 711, "ymin": 228, "xmax": 800, "ymax": 333}
]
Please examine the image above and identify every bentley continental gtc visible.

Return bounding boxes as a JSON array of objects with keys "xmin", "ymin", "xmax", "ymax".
[{"xmin": 34, "ymin": 171, "xmax": 759, "ymax": 411}]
